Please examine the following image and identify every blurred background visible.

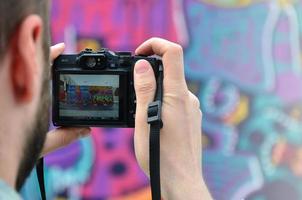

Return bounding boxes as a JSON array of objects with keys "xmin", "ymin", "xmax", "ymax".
[{"xmin": 21, "ymin": 0, "xmax": 302, "ymax": 199}]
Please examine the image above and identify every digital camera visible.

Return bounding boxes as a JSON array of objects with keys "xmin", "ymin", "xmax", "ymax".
[{"xmin": 52, "ymin": 48, "xmax": 162, "ymax": 127}]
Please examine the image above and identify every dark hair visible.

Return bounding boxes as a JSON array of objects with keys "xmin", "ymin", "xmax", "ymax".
[
  {"xmin": 0, "ymin": 0, "xmax": 50, "ymax": 61},
  {"xmin": 0, "ymin": 0, "xmax": 51, "ymax": 190}
]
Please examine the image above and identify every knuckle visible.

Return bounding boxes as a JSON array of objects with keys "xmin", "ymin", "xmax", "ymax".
[
  {"xmin": 192, "ymin": 95, "xmax": 201, "ymax": 109},
  {"xmin": 149, "ymin": 37, "xmax": 162, "ymax": 44},
  {"xmin": 60, "ymin": 134, "xmax": 72, "ymax": 146},
  {"xmin": 188, "ymin": 92, "xmax": 200, "ymax": 108},
  {"xmin": 169, "ymin": 43, "xmax": 183, "ymax": 55},
  {"xmin": 150, "ymin": 37, "xmax": 160, "ymax": 41},
  {"xmin": 60, "ymin": 135, "xmax": 68, "ymax": 146},
  {"xmin": 199, "ymin": 109, "xmax": 203, "ymax": 119},
  {"xmin": 181, "ymin": 91, "xmax": 192, "ymax": 105},
  {"xmin": 136, "ymin": 81, "xmax": 155, "ymax": 95}
]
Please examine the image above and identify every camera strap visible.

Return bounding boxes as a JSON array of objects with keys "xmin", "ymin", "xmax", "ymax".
[
  {"xmin": 147, "ymin": 64, "xmax": 164, "ymax": 200},
  {"xmin": 37, "ymin": 158, "xmax": 46, "ymax": 200},
  {"xmin": 36, "ymin": 64, "xmax": 164, "ymax": 200}
]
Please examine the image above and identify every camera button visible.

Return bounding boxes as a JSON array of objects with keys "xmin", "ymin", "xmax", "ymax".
[
  {"xmin": 109, "ymin": 63, "xmax": 117, "ymax": 68},
  {"xmin": 116, "ymin": 52, "xmax": 132, "ymax": 56}
]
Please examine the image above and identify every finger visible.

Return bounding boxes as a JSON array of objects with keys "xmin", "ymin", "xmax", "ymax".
[
  {"xmin": 135, "ymin": 37, "xmax": 178, "ymax": 56},
  {"xmin": 134, "ymin": 59, "xmax": 156, "ymax": 107},
  {"xmin": 40, "ymin": 127, "xmax": 91, "ymax": 157},
  {"xmin": 133, "ymin": 59, "xmax": 156, "ymax": 169},
  {"xmin": 189, "ymin": 91, "xmax": 200, "ymax": 109},
  {"xmin": 50, "ymin": 43, "xmax": 65, "ymax": 61},
  {"xmin": 135, "ymin": 37, "xmax": 185, "ymax": 84}
]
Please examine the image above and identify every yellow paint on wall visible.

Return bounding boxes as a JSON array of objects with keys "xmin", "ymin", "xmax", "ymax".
[
  {"xmin": 223, "ymin": 96, "xmax": 249, "ymax": 125},
  {"xmin": 199, "ymin": 0, "xmax": 265, "ymax": 8}
]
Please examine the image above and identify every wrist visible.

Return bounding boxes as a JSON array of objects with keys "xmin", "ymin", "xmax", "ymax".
[{"xmin": 161, "ymin": 172, "xmax": 212, "ymax": 200}]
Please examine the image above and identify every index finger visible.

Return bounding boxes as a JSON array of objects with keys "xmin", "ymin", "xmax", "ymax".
[
  {"xmin": 40, "ymin": 127, "xmax": 91, "ymax": 157},
  {"xmin": 50, "ymin": 43, "xmax": 65, "ymax": 61},
  {"xmin": 135, "ymin": 37, "xmax": 186, "ymax": 85}
]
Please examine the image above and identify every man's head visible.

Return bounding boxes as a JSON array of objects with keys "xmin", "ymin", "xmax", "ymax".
[{"xmin": 0, "ymin": 0, "xmax": 50, "ymax": 190}]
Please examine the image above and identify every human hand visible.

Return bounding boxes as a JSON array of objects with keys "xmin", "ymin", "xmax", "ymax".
[
  {"xmin": 41, "ymin": 127, "xmax": 90, "ymax": 157},
  {"xmin": 40, "ymin": 43, "xmax": 91, "ymax": 157},
  {"xmin": 133, "ymin": 38, "xmax": 211, "ymax": 200}
]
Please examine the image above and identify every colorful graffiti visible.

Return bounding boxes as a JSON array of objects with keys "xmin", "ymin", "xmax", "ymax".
[{"xmin": 20, "ymin": 0, "xmax": 302, "ymax": 199}]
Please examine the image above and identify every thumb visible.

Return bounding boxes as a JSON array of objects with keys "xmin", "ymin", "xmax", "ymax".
[
  {"xmin": 134, "ymin": 59, "xmax": 156, "ymax": 110},
  {"xmin": 133, "ymin": 59, "xmax": 156, "ymax": 169}
]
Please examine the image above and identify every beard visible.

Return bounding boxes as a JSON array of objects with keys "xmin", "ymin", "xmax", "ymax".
[
  {"xmin": 12, "ymin": 0, "xmax": 51, "ymax": 191},
  {"xmin": 15, "ymin": 54, "xmax": 50, "ymax": 191}
]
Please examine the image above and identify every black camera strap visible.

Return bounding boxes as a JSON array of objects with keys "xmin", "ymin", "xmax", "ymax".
[
  {"xmin": 37, "ymin": 63, "xmax": 164, "ymax": 200},
  {"xmin": 37, "ymin": 158, "xmax": 46, "ymax": 200},
  {"xmin": 147, "ymin": 64, "xmax": 164, "ymax": 200}
]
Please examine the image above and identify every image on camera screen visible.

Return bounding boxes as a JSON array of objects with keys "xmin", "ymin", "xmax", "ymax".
[{"xmin": 59, "ymin": 74, "xmax": 120, "ymax": 120}]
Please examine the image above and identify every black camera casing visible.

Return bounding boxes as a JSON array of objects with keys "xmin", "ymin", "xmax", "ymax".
[{"xmin": 52, "ymin": 48, "xmax": 162, "ymax": 127}]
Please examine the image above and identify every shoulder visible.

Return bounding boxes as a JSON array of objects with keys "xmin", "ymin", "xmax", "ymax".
[{"xmin": 0, "ymin": 180, "xmax": 22, "ymax": 200}]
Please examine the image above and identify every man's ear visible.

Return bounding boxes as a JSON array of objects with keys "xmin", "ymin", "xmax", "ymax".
[{"xmin": 10, "ymin": 15, "xmax": 43, "ymax": 103}]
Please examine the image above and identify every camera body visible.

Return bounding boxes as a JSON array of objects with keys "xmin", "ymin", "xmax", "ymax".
[{"xmin": 52, "ymin": 48, "xmax": 162, "ymax": 127}]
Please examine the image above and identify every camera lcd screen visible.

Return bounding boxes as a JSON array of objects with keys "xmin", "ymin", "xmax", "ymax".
[{"xmin": 58, "ymin": 74, "xmax": 120, "ymax": 121}]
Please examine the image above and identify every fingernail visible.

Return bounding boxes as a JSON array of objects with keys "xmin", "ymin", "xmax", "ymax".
[{"xmin": 135, "ymin": 60, "xmax": 150, "ymax": 74}]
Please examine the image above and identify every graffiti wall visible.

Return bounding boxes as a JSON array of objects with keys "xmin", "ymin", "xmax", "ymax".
[{"xmin": 21, "ymin": 0, "xmax": 302, "ymax": 199}]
